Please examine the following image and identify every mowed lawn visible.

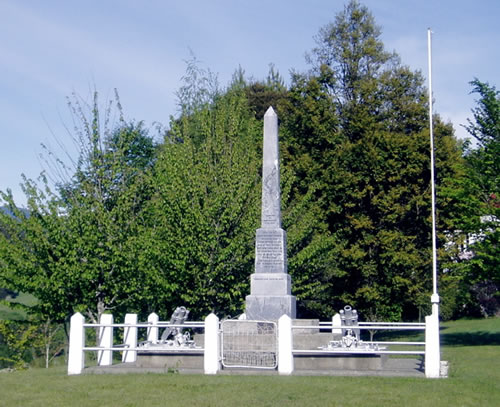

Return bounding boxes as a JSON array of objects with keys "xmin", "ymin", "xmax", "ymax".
[{"xmin": 0, "ymin": 318, "xmax": 499, "ymax": 407}]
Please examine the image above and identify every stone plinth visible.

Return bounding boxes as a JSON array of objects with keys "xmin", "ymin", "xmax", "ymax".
[
  {"xmin": 250, "ymin": 272, "xmax": 291, "ymax": 295},
  {"xmin": 245, "ymin": 294, "xmax": 296, "ymax": 320}
]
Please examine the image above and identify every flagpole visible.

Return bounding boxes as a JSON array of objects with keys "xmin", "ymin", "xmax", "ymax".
[
  {"xmin": 425, "ymin": 27, "xmax": 441, "ymax": 378},
  {"xmin": 427, "ymin": 28, "xmax": 439, "ymax": 306}
]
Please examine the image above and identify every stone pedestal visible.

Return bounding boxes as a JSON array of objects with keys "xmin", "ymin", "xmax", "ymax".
[
  {"xmin": 250, "ymin": 273, "xmax": 291, "ymax": 295},
  {"xmin": 246, "ymin": 231, "xmax": 296, "ymax": 319},
  {"xmin": 245, "ymin": 294, "xmax": 296, "ymax": 320}
]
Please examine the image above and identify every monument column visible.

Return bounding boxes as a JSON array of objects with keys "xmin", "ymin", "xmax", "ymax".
[{"xmin": 245, "ymin": 107, "xmax": 296, "ymax": 320}]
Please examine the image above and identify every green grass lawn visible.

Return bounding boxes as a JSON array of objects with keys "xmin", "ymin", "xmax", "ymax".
[{"xmin": 0, "ymin": 318, "xmax": 499, "ymax": 407}]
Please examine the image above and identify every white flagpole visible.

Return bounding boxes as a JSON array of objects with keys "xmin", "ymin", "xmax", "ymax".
[
  {"xmin": 425, "ymin": 28, "xmax": 441, "ymax": 378},
  {"xmin": 427, "ymin": 28, "xmax": 439, "ymax": 305}
]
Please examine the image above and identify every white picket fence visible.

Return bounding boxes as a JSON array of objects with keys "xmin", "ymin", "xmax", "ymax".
[
  {"xmin": 276, "ymin": 312, "xmax": 440, "ymax": 378},
  {"xmin": 67, "ymin": 311, "xmax": 441, "ymax": 378},
  {"xmin": 67, "ymin": 312, "xmax": 219, "ymax": 375}
]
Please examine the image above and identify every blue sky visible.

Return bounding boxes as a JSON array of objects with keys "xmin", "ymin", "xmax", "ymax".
[{"xmin": 1, "ymin": 0, "xmax": 498, "ymax": 207}]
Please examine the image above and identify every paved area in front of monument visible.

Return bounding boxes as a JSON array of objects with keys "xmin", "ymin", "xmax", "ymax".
[{"xmin": 83, "ymin": 357, "xmax": 424, "ymax": 378}]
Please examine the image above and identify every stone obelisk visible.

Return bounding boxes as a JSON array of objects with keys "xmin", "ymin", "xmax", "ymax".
[{"xmin": 245, "ymin": 107, "xmax": 296, "ymax": 320}]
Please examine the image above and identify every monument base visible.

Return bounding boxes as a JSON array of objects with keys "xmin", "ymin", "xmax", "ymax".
[
  {"xmin": 245, "ymin": 294, "xmax": 296, "ymax": 320},
  {"xmin": 293, "ymin": 353, "xmax": 387, "ymax": 371},
  {"xmin": 250, "ymin": 273, "xmax": 291, "ymax": 295},
  {"xmin": 135, "ymin": 351, "xmax": 203, "ymax": 371}
]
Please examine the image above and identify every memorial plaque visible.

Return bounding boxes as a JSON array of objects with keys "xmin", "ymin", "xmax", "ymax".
[{"xmin": 255, "ymin": 228, "xmax": 287, "ymax": 273}]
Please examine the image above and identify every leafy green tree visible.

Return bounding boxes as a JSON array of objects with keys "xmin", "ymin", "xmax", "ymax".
[
  {"xmin": 31, "ymin": 318, "xmax": 67, "ymax": 369},
  {"xmin": 465, "ymin": 80, "xmax": 500, "ymax": 147},
  {"xmin": 0, "ymin": 92, "xmax": 157, "ymax": 324},
  {"xmin": 281, "ymin": 168, "xmax": 338, "ymax": 318},
  {"xmin": 460, "ymin": 79, "xmax": 500, "ymax": 315},
  {"xmin": 141, "ymin": 84, "xmax": 261, "ymax": 319},
  {"xmin": 0, "ymin": 320, "xmax": 37, "ymax": 369},
  {"xmin": 308, "ymin": 0, "xmax": 394, "ymax": 139},
  {"xmin": 280, "ymin": 70, "xmax": 340, "ymax": 199},
  {"xmin": 464, "ymin": 79, "xmax": 499, "ymax": 209}
]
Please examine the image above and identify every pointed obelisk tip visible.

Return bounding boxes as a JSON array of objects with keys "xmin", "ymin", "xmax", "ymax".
[{"xmin": 264, "ymin": 106, "xmax": 276, "ymax": 117}]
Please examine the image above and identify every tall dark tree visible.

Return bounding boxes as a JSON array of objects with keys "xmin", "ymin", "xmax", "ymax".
[
  {"xmin": 244, "ymin": 64, "xmax": 289, "ymax": 120},
  {"xmin": 281, "ymin": 0, "xmax": 463, "ymax": 320}
]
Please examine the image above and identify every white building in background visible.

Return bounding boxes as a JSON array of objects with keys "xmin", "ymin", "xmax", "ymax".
[{"xmin": 445, "ymin": 215, "xmax": 499, "ymax": 261}]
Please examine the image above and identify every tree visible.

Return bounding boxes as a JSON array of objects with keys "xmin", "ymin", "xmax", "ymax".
[
  {"xmin": 464, "ymin": 79, "xmax": 500, "ymax": 208},
  {"xmin": 140, "ymin": 84, "xmax": 261, "ymax": 319},
  {"xmin": 0, "ymin": 91, "xmax": 157, "ymax": 324},
  {"xmin": 244, "ymin": 64, "xmax": 289, "ymax": 120},
  {"xmin": 308, "ymin": 0, "xmax": 396, "ymax": 139},
  {"xmin": 281, "ymin": 0, "xmax": 464, "ymax": 320},
  {"xmin": 0, "ymin": 320, "xmax": 37, "ymax": 369},
  {"xmin": 459, "ymin": 79, "xmax": 500, "ymax": 316}
]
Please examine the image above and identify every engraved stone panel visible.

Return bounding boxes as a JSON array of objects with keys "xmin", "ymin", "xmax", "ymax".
[{"xmin": 255, "ymin": 228, "xmax": 287, "ymax": 274}]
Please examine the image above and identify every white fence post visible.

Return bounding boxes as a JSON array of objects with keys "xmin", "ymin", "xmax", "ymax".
[
  {"xmin": 425, "ymin": 308, "xmax": 440, "ymax": 378},
  {"xmin": 278, "ymin": 314, "xmax": 293, "ymax": 375},
  {"xmin": 122, "ymin": 313, "xmax": 138, "ymax": 363},
  {"xmin": 98, "ymin": 314, "xmax": 114, "ymax": 366},
  {"xmin": 204, "ymin": 313, "xmax": 220, "ymax": 374},
  {"xmin": 147, "ymin": 312, "xmax": 159, "ymax": 343},
  {"xmin": 68, "ymin": 312, "xmax": 85, "ymax": 375}
]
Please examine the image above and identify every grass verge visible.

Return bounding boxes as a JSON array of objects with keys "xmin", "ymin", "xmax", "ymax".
[{"xmin": 0, "ymin": 318, "xmax": 498, "ymax": 407}]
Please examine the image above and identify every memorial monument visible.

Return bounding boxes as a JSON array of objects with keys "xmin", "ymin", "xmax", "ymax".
[{"xmin": 245, "ymin": 107, "xmax": 296, "ymax": 320}]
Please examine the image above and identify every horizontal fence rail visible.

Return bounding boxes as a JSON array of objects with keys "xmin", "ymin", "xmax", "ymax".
[
  {"xmin": 292, "ymin": 324, "xmax": 425, "ymax": 330},
  {"xmin": 293, "ymin": 349, "xmax": 426, "ymax": 355},
  {"xmin": 82, "ymin": 322, "xmax": 205, "ymax": 328},
  {"xmin": 364, "ymin": 341, "xmax": 425, "ymax": 345},
  {"xmin": 359, "ymin": 322, "xmax": 426, "ymax": 326},
  {"xmin": 82, "ymin": 347, "xmax": 204, "ymax": 352}
]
